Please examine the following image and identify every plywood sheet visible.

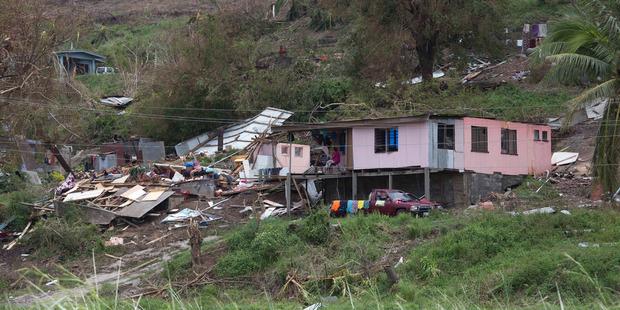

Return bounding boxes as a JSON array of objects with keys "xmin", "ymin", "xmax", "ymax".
[
  {"xmin": 141, "ymin": 190, "xmax": 165, "ymax": 201},
  {"xmin": 121, "ymin": 185, "xmax": 146, "ymax": 201}
]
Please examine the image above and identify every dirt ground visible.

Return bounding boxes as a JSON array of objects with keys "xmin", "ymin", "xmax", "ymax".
[{"xmin": 1, "ymin": 187, "xmax": 302, "ymax": 306}]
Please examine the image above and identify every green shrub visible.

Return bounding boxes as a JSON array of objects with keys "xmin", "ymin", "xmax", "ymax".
[
  {"xmin": 227, "ymin": 221, "xmax": 259, "ymax": 251},
  {"xmin": 216, "ymin": 220, "xmax": 299, "ymax": 277},
  {"xmin": 0, "ymin": 170, "xmax": 27, "ymax": 194},
  {"xmin": 25, "ymin": 210, "xmax": 103, "ymax": 259},
  {"xmin": 0, "ymin": 190, "xmax": 37, "ymax": 231},
  {"xmin": 215, "ymin": 249, "xmax": 262, "ymax": 277},
  {"xmin": 296, "ymin": 210, "xmax": 330, "ymax": 245}
]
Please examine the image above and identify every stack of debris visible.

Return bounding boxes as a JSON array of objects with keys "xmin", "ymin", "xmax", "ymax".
[
  {"xmin": 1, "ymin": 107, "xmax": 316, "ymax": 254},
  {"xmin": 56, "ymin": 170, "xmax": 177, "ymax": 225}
]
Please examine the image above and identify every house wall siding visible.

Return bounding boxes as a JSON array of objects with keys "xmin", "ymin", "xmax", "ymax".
[
  {"xmin": 462, "ymin": 117, "xmax": 551, "ymax": 175},
  {"xmin": 351, "ymin": 123, "xmax": 429, "ymax": 170},
  {"xmin": 274, "ymin": 143, "xmax": 311, "ymax": 174},
  {"xmin": 428, "ymin": 119, "xmax": 465, "ymax": 170}
]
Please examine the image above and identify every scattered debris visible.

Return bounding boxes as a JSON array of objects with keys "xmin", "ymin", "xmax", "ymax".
[
  {"xmin": 578, "ymin": 242, "xmax": 599, "ymax": 248},
  {"xmin": 104, "ymin": 237, "xmax": 124, "ymax": 247},
  {"xmin": 394, "ymin": 257, "xmax": 404, "ymax": 269},
  {"xmin": 560, "ymin": 210, "xmax": 571, "ymax": 215},
  {"xmin": 100, "ymin": 96, "xmax": 133, "ymax": 108},
  {"xmin": 161, "ymin": 209, "xmax": 202, "ymax": 223},
  {"xmin": 4, "ymin": 221, "xmax": 32, "ymax": 250},
  {"xmin": 552, "ymin": 152, "xmax": 579, "ymax": 166},
  {"xmin": 507, "ymin": 207, "xmax": 557, "ymax": 216},
  {"xmin": 303, "ymin": 303, "xmax": 322, "ymax": 310},
  {"xmin": 461, "ymin": 56, "xmax": 529, "ymax": 88}
]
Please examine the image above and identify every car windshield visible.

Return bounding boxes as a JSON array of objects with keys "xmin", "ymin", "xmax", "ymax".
[{"xmin": 388, "ymin": 191, "xmax": 416, "ymax": 202}]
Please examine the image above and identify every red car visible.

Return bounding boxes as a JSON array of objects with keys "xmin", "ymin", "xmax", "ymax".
[
  {"xmin": 330, "ymin": 189, "xmax": 440, "ymax": 217},
  {"xmin": 367, "ymin": 189, "xmax": 439, "ymax": 216}
]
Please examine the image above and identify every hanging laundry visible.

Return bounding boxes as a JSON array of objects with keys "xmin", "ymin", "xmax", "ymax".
[{"xmin": 538, "ymin": 24, "xmax": 548, "ymax": 37}]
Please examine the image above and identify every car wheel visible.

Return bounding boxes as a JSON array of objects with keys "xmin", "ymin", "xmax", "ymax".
[{"xmin": 396, "ymin": 209, "xmax": 407, "ymax": 216}]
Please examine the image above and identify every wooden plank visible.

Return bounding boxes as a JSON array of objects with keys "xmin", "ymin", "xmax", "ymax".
[
  {"xmin": 263, "ymin": 199, "xmax": 284, "ymax": 207},
  {"xmin": 292, "ymin": 178, "xmax": 310, "ymax": 211},
  {"xmin": 5, "ymin": 221, "xmax": 32, "ymax": 250}
]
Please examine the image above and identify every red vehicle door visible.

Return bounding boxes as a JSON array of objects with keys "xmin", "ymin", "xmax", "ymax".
[{"xmin": 370, "ymin": 190, "xmax": 397, "ymax": 216}]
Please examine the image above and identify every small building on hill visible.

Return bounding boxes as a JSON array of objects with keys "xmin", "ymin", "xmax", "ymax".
[
  {"xmin": 275, "ymin": 115, "xmax": 552, "ymax": 207},
  {"xmin": 55, "ymin": 49, "xmax": 106, "ymax": 76}
]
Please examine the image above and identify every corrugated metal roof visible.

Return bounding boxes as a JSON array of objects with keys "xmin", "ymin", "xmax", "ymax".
[
  {"xmin": 175, "ymin": 107, "xmax": 293, "ymax": 156},
  {"xmin": 54, "ymin": 50, "xmax": 107, "ymax": 61}
]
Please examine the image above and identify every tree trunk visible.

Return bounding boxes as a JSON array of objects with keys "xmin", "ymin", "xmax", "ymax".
[
  {"xmin": 188, "ymin": 220, "xmax": 202, "ymax": 266},
  {"xmin": 384, "ymin": 265, "xmax": 399, "ymax": 287},
  {"xmin": 46, "ymin": 144, "xmax": 72, "ymax": 174},
  {"xmin": 416, "ymin": 40, "xmax": 435, "ymax": 82}
]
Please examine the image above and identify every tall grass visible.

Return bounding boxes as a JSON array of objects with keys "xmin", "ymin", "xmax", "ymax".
[{"xmin": 4, "ymin": 209, "xmax": 620, "ymax": 309}]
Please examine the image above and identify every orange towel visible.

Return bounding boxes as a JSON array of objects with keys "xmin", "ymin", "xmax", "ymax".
[{"xmin": 331, "ymin": 200, "xmax": 341, "ymax": 212}]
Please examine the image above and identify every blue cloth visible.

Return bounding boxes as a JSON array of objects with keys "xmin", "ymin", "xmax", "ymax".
[{"xmin": 347, "ymin": 200, "xmax": 355, "ymax": 214}]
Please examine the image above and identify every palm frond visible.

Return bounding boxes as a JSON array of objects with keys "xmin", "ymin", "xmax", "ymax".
[
  {"xmin": 571, "ymin": 78, "xmax": 619, "ymax": 107},
  {"xmin": 563, "ymin": 78, "xmax": 619, "ymax": 128},
  {"xmin": 531, "ymin": 42, "xmax": 570, "ymax": 63},
  {"xmin": 545, "ymin": 53, "xmax": 612, "ymax": 84}
]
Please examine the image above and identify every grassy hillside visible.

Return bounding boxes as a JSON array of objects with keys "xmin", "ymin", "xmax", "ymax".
[{"xmin": 21, "ymin": 207, "xmax": 620, "ymax": 309}]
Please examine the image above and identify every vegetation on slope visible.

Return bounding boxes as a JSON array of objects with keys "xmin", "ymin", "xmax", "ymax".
[{"xmin": 12, "ymin": 207, "xmax": 620, "ymax": 309}]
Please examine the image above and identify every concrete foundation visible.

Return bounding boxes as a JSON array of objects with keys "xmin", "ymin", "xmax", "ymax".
[{"xmin": 319, "ymin": 171, "xmax": 524, "ymax": 208}]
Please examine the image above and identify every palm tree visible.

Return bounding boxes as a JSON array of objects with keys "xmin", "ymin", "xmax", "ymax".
[{"xmin": 534, "ymin": 1, "xmax": 620, "ymax": 194}]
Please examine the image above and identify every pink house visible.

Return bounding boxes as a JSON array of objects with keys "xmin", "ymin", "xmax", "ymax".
[
  {"xmin": 351, "ymin": 116, "xmax": 551, "ymax": 176},
  {"xmin": 276, "ymin": 115, "xmax": 552, "ymax": 207}
]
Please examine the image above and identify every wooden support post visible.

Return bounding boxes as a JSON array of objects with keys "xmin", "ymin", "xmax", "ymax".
[
  {"xmin": 286, "ymin": 138, "xmax": 293, "ymax": 216},
  {"xmin": 424, "ymin": 168, "xmax": 431, "ymax": 200},
  {"xmin": 352, "ymin": 171, "xmax": 357, "ymax": 200},
  {"xmin": 388, "ymin": 172, "xmax": 393, "ymax": 190}
]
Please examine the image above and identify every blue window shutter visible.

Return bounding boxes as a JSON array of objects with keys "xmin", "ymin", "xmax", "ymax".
[{"xmin": 388, "ymin": 128, "xmax": 398, "ymax": 151}]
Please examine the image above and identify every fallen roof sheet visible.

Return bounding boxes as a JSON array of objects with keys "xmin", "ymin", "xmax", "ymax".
[
  {"xmin": 63, "ymin": 188, "xmax": 105, "ymax": 202},
  {"xmin": 161, "ymin": 208, "xmax": 202, "ymax": 223},
  {"xmin": 115, "ymin": 191, "xmax": 174, "ymax": 218},
  {"xmin": 174, "ymin": 107, "xmax": 293, "ymax": 156},
  {"xmin": 552, "ymin": 152, "xmax": 579, "ymax": 166},
  {"xmin": 585, "ymin": 98, "xmax": 608, "ymax": 120},
  {"xmin": 100, "ymin": 96, "xmax": 133, "ymax": 108}
]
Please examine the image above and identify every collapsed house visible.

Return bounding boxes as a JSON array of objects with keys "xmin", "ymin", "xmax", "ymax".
[
  {"xmin": 39, "ymin": 109, "xmax": 302, "ymax": 227},
  {"xmin": 275, "ymin": 115, "xmax": 552, "ymax": 207}
]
